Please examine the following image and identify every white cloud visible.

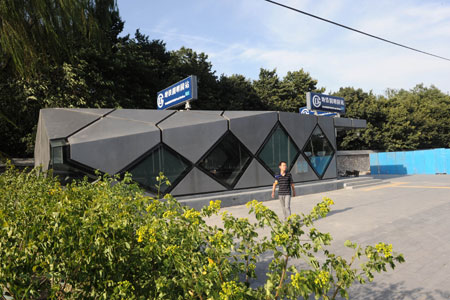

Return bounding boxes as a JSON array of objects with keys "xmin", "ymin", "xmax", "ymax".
[
  {"xmin": 147, "ymin": 27, "xmax": 228, "ymax": 48},
  {"xmin": 205, "ymin": 37, "xmax": 450, "ymax": 95},
  {"xmin": 217, "ymin": 0, "xmax": 450, "ymax": 94},
  {"xmin": 121, "ymin": 0, "xmax": 450, "ymax": 95}
]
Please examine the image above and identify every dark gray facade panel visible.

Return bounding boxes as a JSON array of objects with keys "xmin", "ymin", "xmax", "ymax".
[
  {"xmin": 68, "ymin": 117, "xmax": 160, "ymax": 143},
  {"xmin": 68, "ymin": 117, "xmax": 160, "ymax": 174},
  {"xmin": 317, "ymin": 116, "xmax": 337, "ymax": 149},
  {"xmin": 109, "ymin": 109, "xmax": 174, "ymax": 124},
  {"xmin": 194, "ymin": 110, "xmax": 224, "ymax": 115},
  {"xmin": 41, "ymin": 108, "xmax": 101, "ymax": 140},
  {"xmin": 352, "ymin": 119, "xmax": 367, "ymax": 128},
  {"xmin": 334, "ymin": 117, "xmax": 352, "ymax": 128},
  {"xmin": 158, "ymin": 111, "xmax": 226, "ymax": 128},
  {"xmin": 291, "ymin": 154, "xmax": 319, "ymax": 182},
  {"xmin": 162, "ymin": 122, "xmax": 227, "ymax": 163},
  {"xmin": 223, "ymin": 111, "xmax": 278, "ymax": 154},
  {"xmin": 64, "ymin": 108, "xmax": 114, "ymax": 116},
  {"xmin": 170, "ymin": 167, "xmax": 227, "ymax": 196},
  {"xmin": 34, "ymin": 112, "xmax": 51, "ymax": 170},
  {"xmin": 322, "ymin": 155, "xmax": 337, "ymax": 179},
  {"xmin": 234, "ymin": 158, "xmax": 275, "ymax": 189},
  {"xmin": 159, "ymin": 111, "xmax": 227, "ymax": 163},
  {"xmin": 223, "ymin": 111, "xmax": 275, "ymax": 118},
  {"xmin": 69, "ymin": 131, "xmax": 160, "ymax": 174},
  {"xmin": 279, "ymin": 112, "xmax": 317, "ymax": 150}
]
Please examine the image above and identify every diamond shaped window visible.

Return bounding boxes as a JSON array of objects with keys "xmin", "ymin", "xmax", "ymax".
[
  {"xmin": 303, "ymin": 125, "xmax": 335, "ymax": 177},
  {"xmin": 258, "ymin": 124, "xmax": 299, "ymax": 175},
  {"xmin": 198, "ymin": 132, "xmax": 252, "ymax": 187},
  {"xmin": 129, "ymin": 145, "xmax": 190, "ymax": 193}
]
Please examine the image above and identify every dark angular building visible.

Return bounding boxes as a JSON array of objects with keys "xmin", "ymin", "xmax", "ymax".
[{"xmin": 35, "ymin": 108, "xmax": 366, "ymax": 196}]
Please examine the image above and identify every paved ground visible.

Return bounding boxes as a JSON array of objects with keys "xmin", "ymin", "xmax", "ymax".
[{"xmin": 205, "ymin": 175, "xmax": 450, "ymax": 299}]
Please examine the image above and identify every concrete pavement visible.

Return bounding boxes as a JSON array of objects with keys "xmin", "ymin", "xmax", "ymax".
[{"xmin": 205, "ymin": 175, "xmax": 450, "ymax": 299}]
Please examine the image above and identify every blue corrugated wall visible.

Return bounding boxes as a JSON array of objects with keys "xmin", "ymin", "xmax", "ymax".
[{"xmin": 370, "ymin": 148, "xmax": 450, "ymax": 175}]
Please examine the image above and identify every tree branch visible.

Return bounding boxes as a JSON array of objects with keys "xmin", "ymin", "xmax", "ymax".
[{"xmin": 274, "ymin": 254, "xmax": 289, "ymax": 299}]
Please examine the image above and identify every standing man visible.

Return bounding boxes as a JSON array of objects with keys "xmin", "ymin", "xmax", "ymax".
[{"xmin": 272, "ymin": 161, "xmax": 296, "ymax": 219}]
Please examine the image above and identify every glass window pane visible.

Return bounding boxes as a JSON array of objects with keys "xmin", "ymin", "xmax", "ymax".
[
  {"xmin": 303, "ymin": 126, "xmax": 335, "ymax": 177},
  {"xmin": 199, "ymin": 133, "xmax": 251, "ymax": 187},
  {"xmin": 52, "ymin": 163, "xmax": 94, "ymax": 184},
  {"xmin": 130, "ymin": 145, "xmax": 190, "ymax": 192},
  {"xmin": 51, "ymin": 146, "xmax": 63, "ymax": 165},
  {"xmin": 294, "ymin": 155, "xmax": 309, "ymax": 174},
  {"xmin": 50, "ymin": 139, "xmax": 66, "ymax": 166},
  {"xmin": 49, "ymin": 146, "xmax": 95, "ymax": 184},
  {"xmin": 258, "ymin": 125, "xmax": 299, "ymax": 174}
]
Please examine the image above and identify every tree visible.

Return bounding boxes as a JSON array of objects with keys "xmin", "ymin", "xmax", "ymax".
[
  {"xmin": 381, "ymin": 84, "xmax": 450, "ymax": 151},
  {"xmin": 91, "ymin": 30, "xmax": 173, "ymax": 109},
  {"xmin": 216, "ymin": 74, "xmax": 266, "ymax": 110},
  {"xmin": 0, "ymin": 0, "xmax": 122, "ymax": 157},
  {"xmin": 0, "ymin": 0, "xmax": 119, "ymax": 77},
  {"xmin": 334, "ymin": 85, "xmax": 450, "ymax": 151},
  {"xmin": 253, "ymin": 68, "xmax": 324, "ymax": 112},
  {"xmin": 253, "ymin": 68, "xmax": 285, "ymax": 110},
  {"xmin": 0, "ymin": 75, "xmax": 40, "ymax": 158},
  {"xmin": 333, "ymin": 87, "xmax": 388, "ymax": 150},
  {"xmin": 169, "ymin": 47, "xmax": 221, "ymax": 110},
  {"xmin": 279, "ymin": 69, "xmax": 324, "ymax": 112}
]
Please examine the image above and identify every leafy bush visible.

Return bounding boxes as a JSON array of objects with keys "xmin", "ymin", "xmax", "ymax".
[{"xmin": 0, "ymin": 165, "xmax": 404, "ymax": 299}]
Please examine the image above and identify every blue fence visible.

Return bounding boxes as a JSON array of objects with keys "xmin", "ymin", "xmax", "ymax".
[{"xmin": 370, "ymin": 148, "xmax": 450, "ymax": 175}]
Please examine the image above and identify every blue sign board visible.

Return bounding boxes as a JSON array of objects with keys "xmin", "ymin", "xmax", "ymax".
[
  {"xmin": 299, "ymin": 107, "xmax": 337, "ymax": 117},
  {"xmin": 157, "ymin": 75, "xmax": 198, "ymax": 110},
  {"xmin": 299, "ymin": 107, "xmax": 312, "ymax": 114},
  {"xmin": 306, "ymin": 92, "xmax": 345, "ymax": 114},
  {"xmin": 316, "ymin": 111, "xmax": 337, "ymax": 117}
]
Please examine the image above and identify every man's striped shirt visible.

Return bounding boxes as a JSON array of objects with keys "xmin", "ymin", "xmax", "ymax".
[{"xmin": 275, "ymin": 173, "xmax": 293, "ymax": 195}]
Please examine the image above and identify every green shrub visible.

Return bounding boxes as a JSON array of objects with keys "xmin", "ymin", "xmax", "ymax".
[{"xmin": 0, "ymin": 165, "xmax": 404, "ymax": 299}]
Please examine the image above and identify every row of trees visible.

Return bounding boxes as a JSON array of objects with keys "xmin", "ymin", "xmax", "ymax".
[
  {"xmin": 335, "ymin": 85, "xmax": 450, "ymax": 151},
  {"xmin": 1, "ymin": 1, "xmax": 449, "ymax": 158}
]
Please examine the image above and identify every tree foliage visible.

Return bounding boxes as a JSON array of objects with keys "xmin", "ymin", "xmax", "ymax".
[
  {"xmin": 0, "ymin": 166, "xmax": 405, "ymax": 299},
  {"xmin": 335, "ymin": 85, "xmax": 450, "ymax": 151},
  {"xmin": 0, "ymin": 0, "xmax": 119, "ymax": 77}
]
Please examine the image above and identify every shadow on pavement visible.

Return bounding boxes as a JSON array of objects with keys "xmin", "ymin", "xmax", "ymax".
[
  {"xmin": 342, "ymin": 281, "xmax": 450, "ymax": 300},
  {"xmin": 326, "ymin": 207, "xmax": 353, "ymax": 218}
]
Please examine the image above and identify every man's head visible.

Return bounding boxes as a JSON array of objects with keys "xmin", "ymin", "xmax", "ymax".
[{"xmin": 279, "ymin": 161, "xmax": 287, "ymax": 172}]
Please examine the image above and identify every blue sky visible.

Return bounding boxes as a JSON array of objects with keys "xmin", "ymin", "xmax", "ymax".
[{"xmin": 117, "ymin": 0, "xmax": 450, "ymax": 95}]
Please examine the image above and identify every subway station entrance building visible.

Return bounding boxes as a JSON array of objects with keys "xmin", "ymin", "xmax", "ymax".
[{"xmin": 35, "ymin": 108, "xmax": 366, "ymax": 197}]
